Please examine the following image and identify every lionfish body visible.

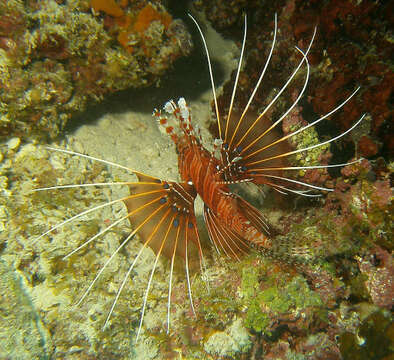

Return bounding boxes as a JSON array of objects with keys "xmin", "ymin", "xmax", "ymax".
[
  {"xmin": 152, "ymin": 99, "xmax": 273, "ymax": 255},
  {"xmin": 35, "ymin": 14, "xmax": 365, "ymax": 341}
]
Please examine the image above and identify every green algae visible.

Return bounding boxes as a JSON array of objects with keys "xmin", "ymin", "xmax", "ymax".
[
  {"xmin": 245, "ymin": 301, "xmax": 271, "ymax": 333},
  {"xmin": 193, "ymin": 264, "xmax": 241, "ymax": 328},
  {"xmin": 240, "ymin": 259, "xmax": 323, "ymax": 334},
  {"xmin": 2, "ymin": 139, "xmax": 390, "ymax": 359},
  {"xmin": 289, "ymin": 121, "xmax": 330, "ymax": 171}
]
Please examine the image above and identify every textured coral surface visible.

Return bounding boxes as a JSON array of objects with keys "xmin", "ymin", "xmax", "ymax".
[
  {"xmin": 201, "ymin": 0, "xmax": 393, "ymax": 162},
  {"xmin": 193, "ymin": 0, "xmax": 393, "ymax": 358},
  {"xmin": 0, "ymin": 0, "xmax": 393, "ymax": 359},
  {"xmin": 0, "ymin": 0, "xmax": 192, "ymax": 139}
]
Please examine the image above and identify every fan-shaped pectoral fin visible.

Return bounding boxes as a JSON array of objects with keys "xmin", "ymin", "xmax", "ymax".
[
  {"xmin": 121, "ymin": 177, "xmax": 204, "ymax": 338},
  {"xmin": 123, "ymin": 177, "xmax": 202, "ymax": 266}
]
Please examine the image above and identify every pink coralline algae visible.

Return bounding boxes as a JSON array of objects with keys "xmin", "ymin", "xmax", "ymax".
[{"xmin": 195, "ymin": 0, "xmax": 393, "ymax": 356}]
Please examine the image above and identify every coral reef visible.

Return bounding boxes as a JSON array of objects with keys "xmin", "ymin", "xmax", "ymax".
[
  {"xmin": 193, "ymin": 0, "xmax": 393, "ymax": 358},
  {"xmin": 1, "ymin": 108, "xmax": 392, "ymax": 358},
  {"xmin": 1, "ymin": 139, "xmax": 184, "ymax": 358},
  {"xmin": 357, "ymin": 246, "xmax": 394, "ymax": 310},
  {"xmin": 1, "ymin": 0, "xmax": 392, "ymax": 359},
  {"xmin": 0, "ymin": 0, "xmax": 192, "ymax": 139},
  {"xmin": 203, "ymin": 318, "xmax": 251, "ymax": 357},
  {"xmin": 198, "ymin": 0, "xmax": 393, "ymax": 160}
]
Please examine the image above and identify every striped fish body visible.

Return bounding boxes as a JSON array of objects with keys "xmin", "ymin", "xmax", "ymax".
[{"xmin": 177, "ymin": 123, "xmax": 272, "ymax": 253}]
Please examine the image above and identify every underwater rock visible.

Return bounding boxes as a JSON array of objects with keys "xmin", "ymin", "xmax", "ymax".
[
  {"xmin": 203, "ymin": 318, "xmax": 251, "ymax": 357},
  {"xmin": 0, "ymin": 260, "xmax": 52, "ymax": 358},
  {"xmin": 358, "ymin": 246, "xmax": 394, "ymax": 310},
  {"xmin": 196, "ymin": 0, "xmax": 393, "ymax": 160},
  {"xmin": 339, "ymin": 308, "xmax": 393, "ymax": 360},
  {"xmin": 0, "ymin": 0, "xmax": 192, "ymax": 139}
]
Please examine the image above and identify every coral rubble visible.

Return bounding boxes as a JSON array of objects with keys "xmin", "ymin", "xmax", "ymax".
[{"xmin": 0, "ymin": 0, "xmax": 192, "ymax": 139}]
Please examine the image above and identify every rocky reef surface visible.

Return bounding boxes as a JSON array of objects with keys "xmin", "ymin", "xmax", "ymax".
[
  {"xmin": 0, "ymin": 0, "xmax": 192, "ymax": 139},
  {"xmin": 0, "ymin": 0, "xmax": 392, "ymax": 359},
  {"xmin": 193, "ymin": 0, "xmax": 393, "ymax": 358}
]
